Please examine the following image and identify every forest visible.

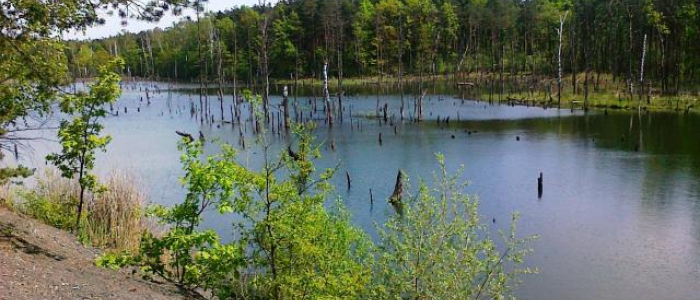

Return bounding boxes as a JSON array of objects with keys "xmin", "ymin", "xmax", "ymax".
[{"xmin": 68, "ymin": 0, "xmax": 700, "ymax": 103}]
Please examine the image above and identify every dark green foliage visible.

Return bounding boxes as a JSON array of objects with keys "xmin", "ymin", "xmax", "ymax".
[
  {"xmin": 1, "ymin": 0, "xmax": 199, "ymax": 185},
  {"xmin": 69, "ymin": 0, "xmax": 700, "ymax": 97}
]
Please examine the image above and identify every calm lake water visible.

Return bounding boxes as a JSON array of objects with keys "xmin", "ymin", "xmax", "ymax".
[{"xmin": 18, "ymin": 82, "xmax": 700, "ymax": 300}]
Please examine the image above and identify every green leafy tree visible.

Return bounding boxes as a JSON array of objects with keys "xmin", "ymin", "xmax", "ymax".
[
  {"xmin": 404, "ymin": 0, "xmax": 437, "ymax": 75},
  {"xmin": 440, "ymin": 1, "xmax": 459, "ymax": 74},
  {"xmin": 116, "ymin": 121, "xmax": 371, "ymax": 299},
  {"xmin": 47, "ymin": 58, "xmax": 123, "ymax": 230},
  {"xmin": 1, "ymin": 33, "xmax": 67, "ymax": 184},
  {"xmin": 374, "ymin": 0, "xmax": 403, "ymax": 76},
  {"xmin": 1, "ymin": 0, "xmax": 198, "ymax": 183},
  {"xmin": 270, "ymin": 6, "xmax": 302, "ymax": 77},
  {"xmin": 105, "ymin": 92, "xmax": 371, "ymax": 299},
  {"xmin": 352, "ymin": 0, "xmax": 375, "ymax": 76},
  {"xmin": 237, "ymin": 123, "xmax": 372, "ymax": 300}
]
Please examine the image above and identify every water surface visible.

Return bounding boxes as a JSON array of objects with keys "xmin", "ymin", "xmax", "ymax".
[{"xmin": 16, "ymin": 82, "xmax": 700, "ymax": 300}]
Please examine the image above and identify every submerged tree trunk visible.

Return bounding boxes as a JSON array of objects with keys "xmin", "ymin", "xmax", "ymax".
[
  {"xmin": 336, "ymin": 5, "xmax": 344, "ymax": 123},
  {"xmin": 196, "ymin": 5, "xmax": 204, "ymax": 124},
  {"xmin": 417, "ymin": 90, "xmax": 426, "ymax": 122},
  {"xmin": 232, "ymin": 27, "xmax": 239, "ymax": 123}
]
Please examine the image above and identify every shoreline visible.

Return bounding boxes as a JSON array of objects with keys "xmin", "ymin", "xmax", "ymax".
[{"xmin": 73, "ymin": 75, "xmax": 699, "ymax": 115}]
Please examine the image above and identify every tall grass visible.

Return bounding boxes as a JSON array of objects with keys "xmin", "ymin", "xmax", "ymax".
[
  {"xmin": 0, "ymin": 183, "xmax": 11, "ymax": 207},
  {"xmin": 11, "ymin": 169, "xmax": 150, "ymax": 251},
  {"xmin": 83, "ymin": 171, "xmax": 147, "ymax": 251}
]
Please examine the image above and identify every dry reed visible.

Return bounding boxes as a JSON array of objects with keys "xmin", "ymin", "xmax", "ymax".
[{"xmin": 13, "ymin": 169, "xmax": 151, "ymax": 251}]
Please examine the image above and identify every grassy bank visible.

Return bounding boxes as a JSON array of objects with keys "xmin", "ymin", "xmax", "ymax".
[
  {"xmin": 2, "ymin": 169, "xmax": 149, "ymax": 252},
  {"xmin": 478, "ymin": 90, "xmax": 700, "ymax": 114}
]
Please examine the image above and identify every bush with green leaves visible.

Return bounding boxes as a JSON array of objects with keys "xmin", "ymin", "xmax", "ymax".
[
  {"xmin": 135, "ymin": 138, "xmax": 246, "ymax": 289},
  {"xmin": 13, "ymin": 171, "xmax": 80, "ymax": 230},
  {"xmin": 109, "ymin": 123, "xmax": 372, "ymax": 299},
  {"xmin": 371, "ymin": 154, "xmax": 537, "ymax": 300}
]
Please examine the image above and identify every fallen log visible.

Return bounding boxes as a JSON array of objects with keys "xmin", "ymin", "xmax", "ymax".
[{"xmin": 175, "ymin": 130, "xmax": 194, "ymax": 143}]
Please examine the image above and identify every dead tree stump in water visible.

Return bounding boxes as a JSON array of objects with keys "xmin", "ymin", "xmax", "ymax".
[
  {"xmin": 282, "ymin": 86, "xmax": 290, "ymax": 130},
  {"xmin": 389, "ymin": 170, "xmax": 403, "ymax": 205},
  {"xmin": 417, "ymin": 90, "xmax": 426, "ymax": 121},
  {"xmin": 346, "ymin": 171, "xmax": 351, "ymax": 190},
  {"xmin": 383, "ymin": 103, "xmax": 389, "ymax": 123}
]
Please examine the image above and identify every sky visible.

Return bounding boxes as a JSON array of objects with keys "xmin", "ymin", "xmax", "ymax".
[{"xmin": 64, "ymin": 0, "xmax": 267, "ymax": 40}]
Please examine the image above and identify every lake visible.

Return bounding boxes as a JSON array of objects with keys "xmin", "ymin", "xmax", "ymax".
[{"xmin": 18, "ymin": 81, "xmax": 700, "ymax": 300}]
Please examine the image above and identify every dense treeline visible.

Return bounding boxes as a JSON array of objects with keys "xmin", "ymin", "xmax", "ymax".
[{"xmin": 68, "ymin": 0, "xmax": 700, "ymax": 97}]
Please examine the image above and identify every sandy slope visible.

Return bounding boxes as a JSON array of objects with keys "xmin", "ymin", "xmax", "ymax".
[{"xmin": 0, "ymin": 207, "xmax": 197, "ymax": 300}]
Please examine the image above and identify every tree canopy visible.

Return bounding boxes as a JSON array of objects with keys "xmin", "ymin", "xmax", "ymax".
[
  {"xmin": 67, "ymin": 0, "xmax": 700, "ymax": 98},
  {"xmin": 0, "ymin": 0, "xmax": 197, "ymax": 182}
]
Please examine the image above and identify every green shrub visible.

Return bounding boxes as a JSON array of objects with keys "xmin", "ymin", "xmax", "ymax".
[
  {"xmin": 240, "ymin": 125, "xmax": 373, "ymax": 299},
  {"xmin": 132, "ymin": 138, "xmax": 247, "ymax": 292},
  {"xmin": 371, "ymin": 154, "xmax": 537, "ymax": 300},
  {"xmin": 120, "ymin": 123, "xmax": 372, "ymax": 299},
  {"xmin": 14, "ymin": 170, "xmax": 80, "ymax": 230}
]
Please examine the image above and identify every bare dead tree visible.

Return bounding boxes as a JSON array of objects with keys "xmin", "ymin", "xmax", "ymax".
[
  {"xmin": 639, "ymin": 34, "xmax": 647, "ymax": 103},
  {"xmin": 323, "ymin": 61, "xmax": 333, "ymax": 126},
  {"xmin": 556, "ymin": 11, "xmax": 568, "ymax": 108}
]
